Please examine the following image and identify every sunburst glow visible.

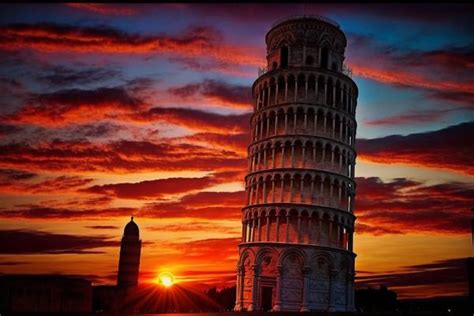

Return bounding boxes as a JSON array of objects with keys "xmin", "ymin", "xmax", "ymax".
[{"xmin": 157, "ymin": 272, "xmax": 175, "ymax": 288}]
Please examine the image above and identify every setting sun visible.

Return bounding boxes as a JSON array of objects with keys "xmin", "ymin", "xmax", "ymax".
[{"xmin": 157, "ymin": 272, "xmax": 175, "ymax": 288}]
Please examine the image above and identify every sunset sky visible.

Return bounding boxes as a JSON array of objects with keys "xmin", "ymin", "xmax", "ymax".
[{"xmin": 0, "ymin": 3, "xmax": 472, "ymax": 300}]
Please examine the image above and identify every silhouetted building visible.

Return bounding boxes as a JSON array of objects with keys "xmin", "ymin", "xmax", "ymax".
[
  {"xmin": 469, "ymin": 207, "xmax": 474, "ymax": 313},
  {"xmin": 235, "ymin": 15, "xmax": 358, "ymax": 312},
  {"xmin": 117, "ymin": 216, "xmax": 142, "ymax": 287},
  {"xmin": 355, "ymin": 286, "xmax": 397, "ymax": 312},
  {"xmin": 0, "ymin": 275, "xmax": 91, "ymax": 313}
]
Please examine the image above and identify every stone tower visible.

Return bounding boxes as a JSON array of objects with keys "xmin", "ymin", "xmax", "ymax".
[
  {"xmin": 117, "ymin": 216, "xmax": 142, "ymax": 287},
  {"xmin": 235, "ymin": 15, "xmax": 358, "ymax": 312}
]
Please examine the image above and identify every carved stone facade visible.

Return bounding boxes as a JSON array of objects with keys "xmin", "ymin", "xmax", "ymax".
[{"xmin": 235, "ymin": 16, "xmax": 358, "ymax": 312}]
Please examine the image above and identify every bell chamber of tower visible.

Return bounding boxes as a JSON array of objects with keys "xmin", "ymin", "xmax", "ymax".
[{"xmin": 234, "ymin": 16, "xmax": 358, "ymax": 312}]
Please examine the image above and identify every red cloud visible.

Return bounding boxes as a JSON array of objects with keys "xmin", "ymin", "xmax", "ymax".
[
  {"xmin": 0, "ymin": 206, "xmax": 135, "ymax": 220},
  {"xmin": 177, "ymin": 133, "xmax": 249, "ymax": 155},
  {"xmin": 348, "ymin": 34, "xmax": 474, "ymax": 109},
  {"xmin": 364, "ymin": 109, "xmax": 456, "ymax": 126},
  {"xmin": 0, "ymin": 190, "xmax": 246, "ymax": 221},
  {"xmin": 0, "ymin": 23, "xmax": 262, "ymax": 67},
  {"xmin": 0, "ymin": 175, "xmax": 93, "ymax": 194},
  {"xmin": 65, "ymin": 3, "xmax": 139, "ymax": 16},
  {"xmin": 130, "ymin": 107, "xmax": 251, "ymax": 134},
  {"xmin": 0, "ymin": 139, "xmax": 246, "ymax": 173},
  {"xmin": 357, "ymin": 122, "xmax": 474, "ymax": 176},
  {"xmin": 83, "ymin": 171, "xmax": 242, "ymax": 200},
  {"xmin": 141, "ymin": 190, "xmax": 245, "ymax": 219},
  {"xmin": 352, "ymin": 64, "xmax": 474, "ymax": 96},
  {"xmin": 164, "ymin": 237, "xmax": 239, "ymax": 261},
  {"xmin": 147, "ymin": 221, "xmax": 239, "ymax": 235},
  {"xmin": 2, "ymin": 86, "xmax": 146, "ymax": 127}
]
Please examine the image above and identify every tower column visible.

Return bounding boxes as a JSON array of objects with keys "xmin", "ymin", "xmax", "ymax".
[
  {"xmin": 234, "ymin": 265, "xmax": 243, "ymax": 311},
  {"xmin": 273, "ymin": 265, "xmax": 283, "ymax": 311},
  {"xmin": 301, "ymin": 266, "xmax": 311, "ymax": 311},
  {"xmin": 271, "ymin": 146, "xmax": 275, "ymax": 168},
  {"xmin": 271, "ymin": 178, "xmax": 276, "ymax": 203},
  {"xmin": 275, "ymin": 213, "xmax": 280, "ymax": 242},
  {"xmin": 275, "ymin": 83, "xmax": 279, "ymax": 104},
  {"xmin": 328, "ymin": 269, "xmax": 338, "ymax": 311},
  {"xmin": 274, "ymin": 115, "xmax": 278, "ymax": 135},
  {"xmin": 266, "ymin": 215, "xmax": 271, "ymax": 241},
  {"xmin": 248, "ymin": 264, "xmax": 258, "ymax": 311}
]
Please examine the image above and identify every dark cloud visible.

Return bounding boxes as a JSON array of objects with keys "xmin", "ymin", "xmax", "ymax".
[
  {"xmin": 2, "ymin": 84, "xmax": 147, "ymax": 127},
  {"xmin": 130, "ymin": 107, "xmax": 251, "ymax": 134},
  {"xmin": 0, "ymin": 175, "xmax": 93, "ymax": 194},
  {"xmin": 0, "ymin": 229, "xmax": 119, "ymax": 254},
  {"xmin": 356, "ymin": 257, "xmax": 469, "ymax": 297},
  {"xmin": 0, "ymin": 124, "xmax": 23, "ymax": 137},
  {"xmin": 168, "ymin": 79, "xmax": 252, "ymax": 109},
  {"xmin": 0, "ymin": 77, "xmax": 23, "ymax": 91},
  {"xmin": 0, "ymin": 168, "xmax": 36, "ymax": 181},
  {"xmin": 0, "ymin": 260, "xmax": 30, "ymax": 266},
  {"xmin": 357, "ymin": 122, "xmax": 474, "ymax": 175},
  {"xmin": 83, "ymin": 171, "xmax": 241, "ymax": 200},
  {"xmin": 364, "ymin": 109, "xmax": 460, "ymax": 126},
  {"xmin": 36, "ymin": 65, "xmax": 121, "ymax": 87},
  {"xmin": 70, "ymin": 123, "xmax": 122, "ymax": 138},
  {"xmin": 355, "ymin": 177, "xmax": 473, "ymax": 235},
  {"xmin": 85, "ymin": 225, "xmax": 119, "ymax": 230},
  {"xmin": 0, "ymin": 206, "xmax": 134, "ymax": 220}
]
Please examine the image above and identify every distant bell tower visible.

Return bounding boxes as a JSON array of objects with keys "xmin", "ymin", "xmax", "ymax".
[{"xmin": 117, "ymin": 216, "xmax": 141, "ymax": 287}]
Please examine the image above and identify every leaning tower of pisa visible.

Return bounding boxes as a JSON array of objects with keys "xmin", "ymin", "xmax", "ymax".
[{"xmin": 234, "ymin": 16, "xmax": 358, "ymax": 312}]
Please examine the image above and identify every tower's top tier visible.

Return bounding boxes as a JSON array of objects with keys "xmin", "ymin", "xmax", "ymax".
[
  {"xmin": 124, "ymin": 216, "xmax": 139, "ymax": 238},
  {"xmin": 265, "ymin": 15, "xmax": 347, "ymax": 73}
]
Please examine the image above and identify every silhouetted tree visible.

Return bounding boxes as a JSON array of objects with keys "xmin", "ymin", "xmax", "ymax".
[
  {"xmin": 206, "ymin": 286, "xmax": 236, "ymax": 311},
  {"xmin": 355, "ymin": 285, "xmax": 398, "ymax": 312}
]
